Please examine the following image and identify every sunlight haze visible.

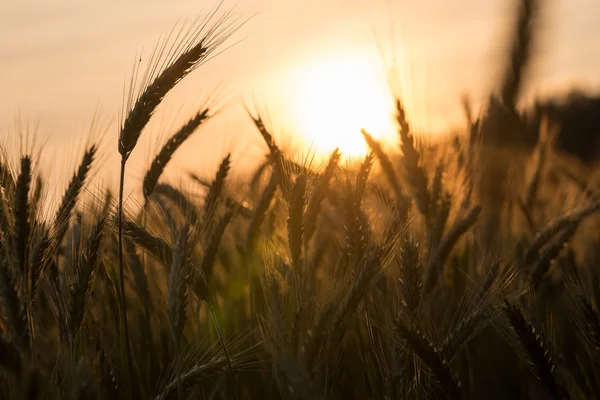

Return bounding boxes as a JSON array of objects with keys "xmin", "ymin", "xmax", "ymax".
[{"xmin": 1, "ymin": 0, "xmax": 600, "ymax": 193}]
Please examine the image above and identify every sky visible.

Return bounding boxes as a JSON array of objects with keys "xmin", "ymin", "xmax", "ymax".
[{"xmin": 1, "ymin": 0, "xmax": 599, "ymax": 197}]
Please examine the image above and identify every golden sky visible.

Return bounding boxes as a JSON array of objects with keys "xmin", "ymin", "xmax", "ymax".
[{"xmin": 1, "ymin": 0, "xmax": 599, "ymax": 194}]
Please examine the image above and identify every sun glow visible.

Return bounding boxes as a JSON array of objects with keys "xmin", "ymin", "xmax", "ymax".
[{"xmin": 291, "ymin": 54, "xmax": 396, "ymax": 159}]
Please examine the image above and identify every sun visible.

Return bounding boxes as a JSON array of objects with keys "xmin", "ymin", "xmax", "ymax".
[{"xmin": 290, "ymin": 54, "xmax": 395, "ymax": 159}]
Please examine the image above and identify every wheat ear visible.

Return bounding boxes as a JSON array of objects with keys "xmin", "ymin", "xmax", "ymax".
[
  {"xmin": 396, "ymin": 99, "xmax": 431, "ymax": 219},
  {"xmin": 425, "ymin": 206, "xmax": 481, "ymax": 291},
  {"xmin": 395, "ymin": 317, "xmax": 462, "ymax": 400},
  {"xmin": 503, "ymin": 300, "xmax": 561, "ymax": 399},
  {"xmin": 167, "ymin": 225, "xmax": 191, "ymax": 347},
  {"xmin": 202, "ymin": 154, "xmax": 231, "ymax": 235},
  {"xmin": 67, "ymin": 215, "xmax": 106, "ymax": 343},
  {"xmin": 143, "ymin": 109, "xmax": 210, "ymax": 199}
]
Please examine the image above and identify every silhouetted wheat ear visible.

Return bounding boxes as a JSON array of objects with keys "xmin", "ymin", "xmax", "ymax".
[
  {"xmin": 398, "ymin": 239, "xmax": 423, "ymax": 322},
  {"xmin": 167, "ymin": 224, "xmax": 190, "ymax": 346},
  {"xmin": 356, "ymin": 151, "xmax": 375, "ymax": 202},
  {"xmin": 67, "ymin": 215, "xmax": 106, "ymax": 343},
  {"xmin": 503, "ymin": 300, "xmax": 561, "ymax": 399},
  {"xmin": 121, "ymin": 217, "xmax": 173, "ymax": 266},
  {"xmin": 248, "ymin": 112, "xmax": 291, "ymax": 196},
  {"xmin": 153, "ymin": 183, "xmax": 200, "ymax": 225},
  {"xmin": 524, "ymin": 202, "xmax": 600, "ymax": 265},
  {"xmin": 288, "ymin": 174, "xmax": 306, "ymax": 267},
  {"xmin": 304, "ymin": 148, "xmax": 339, "ymax": 247},
  {"xmin": 100, "ymin": 189, "xmax": 113, "ymax": 217},
  {"xmin": 372, "ymin": 182, "xmax": 397, "ymax": 213},
  {"xmin": 203, "ymin": 153, "xmax": 231, "ymax": 234},
  {"xmin": 396, "ymin": 99, "xmax": 431, "ymax": 219},
  {"xmin": 430, "ymin": 189, "xmax": 452, "ymax": 257},
  {"xmin": 440, "ymin": 306, "xmax": 489, "ymax": 361},
  {"xmin": 119, "ymin": 11, "xmax": 238, "ymax": 160},
  {"xmin": 530, "ymin": 221, "xmax": 577, "ymax": 289},
  {"xmin": 395, "ymin": 317, "xmax": 462, "ymax": 400},
  {"xmin": 13, "ymin": 156, "xmax": 32, "ymax": 284},
  {"xmin": 143, "ymin": 108, "xmax": 210, "ymax": 199},
  {"xmin": 477, "ymin": 262, "xmax": 500, "ymax": 302},
  {"xmin": 425, "ymin": 206, "xmax": 481, "ymax": 291},
  {"xmin": 342, "ymin": 179, "xmax": 371, "ymax": 264},
  {"xmin": 284, "ymin": 157, "xmax": 318, "ymax": 180},
  {"xmin": 194, "ymin": 209, "xmax": 234, "ymax": 300},
  {"xmin": 189, "ymin": 171, "xmax": 252, "ymax": 219},
  {"xmin": 54, "ymin": 145, "xmax": 97, "ymax": 250},
  {"xmin": 429, "ymin": 160, "xmax": 452, "ymax": 247},
  {"xmin": 249, "ymin": 156, "xmax": 271, "ymax": 192},
  {"xmin": 246, "ymin": 172, "xmax": 278, "ymax": 251},
  {"xmin": 361, "ymin": 129, "xmax": 406, "ymax": 204}
]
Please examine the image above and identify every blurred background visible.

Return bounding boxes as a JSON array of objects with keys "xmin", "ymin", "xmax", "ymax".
[{"xmin": 1, "ymin": 0, "xmax": 600, "ymax": 195}]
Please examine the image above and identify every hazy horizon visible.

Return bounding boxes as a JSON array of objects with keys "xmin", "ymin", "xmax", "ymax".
[{"xmin": 2, "ymin": 0, "xmax": 600, "ymax": 195}]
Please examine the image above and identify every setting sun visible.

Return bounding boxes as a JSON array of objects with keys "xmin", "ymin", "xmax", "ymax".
[{"xmin": 290, "ymin": 54, "xmax": 396, "ymax": 159}]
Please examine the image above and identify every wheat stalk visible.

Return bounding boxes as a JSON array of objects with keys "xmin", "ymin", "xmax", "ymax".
[{"xmin": 117, "ymin": 12, "xmax": 239, "ymax": 388}]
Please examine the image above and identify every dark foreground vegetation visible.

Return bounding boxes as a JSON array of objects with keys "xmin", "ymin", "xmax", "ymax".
[{"xmin": 2, "ymin": 1, "xmax": 600, "ymax": 399}]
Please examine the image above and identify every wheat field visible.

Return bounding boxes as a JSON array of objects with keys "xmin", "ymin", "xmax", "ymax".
[{"xmin": 1, "ymin": 1, "xmax": 600, "ymax": 399}]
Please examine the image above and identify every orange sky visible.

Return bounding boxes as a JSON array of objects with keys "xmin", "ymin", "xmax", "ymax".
[{"xmin": 1, "ymin": 0, "xmax": 599, "ymax": 198}]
